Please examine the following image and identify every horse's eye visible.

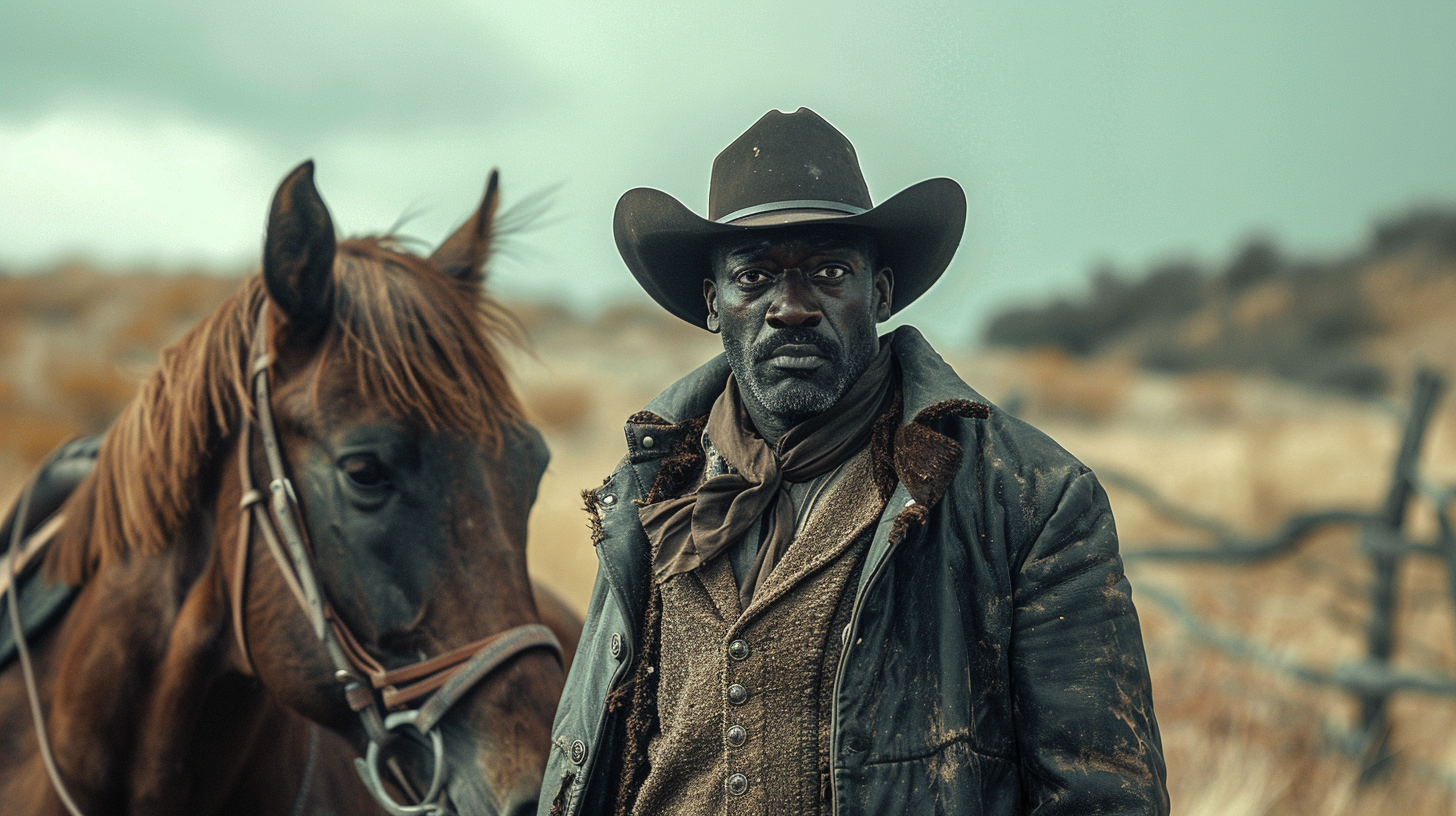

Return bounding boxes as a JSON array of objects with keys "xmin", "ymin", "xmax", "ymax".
[{"xmin": 341, "ymin": 455, "xmax": 391, "ymax": 489}]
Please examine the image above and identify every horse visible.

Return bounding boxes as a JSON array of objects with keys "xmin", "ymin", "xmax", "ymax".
[{"xmin": 0, "ymin": 161, "xmax": 578, "ymax": 815}]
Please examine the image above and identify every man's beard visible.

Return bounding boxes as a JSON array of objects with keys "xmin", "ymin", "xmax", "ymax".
[{"xmin": 723, "ymin": 327, "xmax": 879, "ymax": 422}]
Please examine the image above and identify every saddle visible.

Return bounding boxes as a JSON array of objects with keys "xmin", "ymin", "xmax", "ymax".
[{"xmin": 0, "ymin": 435, "xmax": 101, "ymax": 670}]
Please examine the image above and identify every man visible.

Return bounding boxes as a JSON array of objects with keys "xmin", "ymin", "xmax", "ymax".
[{"xmin": 539, "ymin": 108, "xmax": 1168, "ymax": 816}]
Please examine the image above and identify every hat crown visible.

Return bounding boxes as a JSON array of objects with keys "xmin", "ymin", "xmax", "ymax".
[{"xmin": 707, "ymin": 108, "xmax": 873, "ymax": 222}]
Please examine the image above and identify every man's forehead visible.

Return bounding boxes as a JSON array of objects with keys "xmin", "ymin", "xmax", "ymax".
[{"xmin": 717, "ymin": 227, "xmax": 872, "ymax": 262}]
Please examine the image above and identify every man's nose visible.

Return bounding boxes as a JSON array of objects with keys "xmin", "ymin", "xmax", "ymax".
[{"xmin": 765, "ymin": 275, "xmax": 822, "ymax": 328}]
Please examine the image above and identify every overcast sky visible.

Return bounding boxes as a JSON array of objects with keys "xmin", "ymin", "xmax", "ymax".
[{"xmin": 2, "ymin": 1, "xmax": 1454, "ymax": 344}]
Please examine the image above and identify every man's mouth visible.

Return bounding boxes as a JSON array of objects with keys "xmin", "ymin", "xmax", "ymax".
[{"xmin": 763, "ymin": 342, "xmax": 828, "ymax": 370}]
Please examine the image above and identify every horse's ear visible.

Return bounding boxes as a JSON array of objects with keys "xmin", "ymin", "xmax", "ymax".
[
  {"xmin": 430, "ymin": 169, "xmax": 500, "ymax": 284},
  {"xmin": 263, "ymin": 160, "xmax": 336, "ymax": 337}
]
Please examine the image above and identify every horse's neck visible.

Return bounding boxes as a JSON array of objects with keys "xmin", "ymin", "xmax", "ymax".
[
  {"xmin": 169, "ymin": 681, "xmax": 329, "ymax": 815},
  {"xmin": 34, "ymin": 504, "xmax": 251, "ymax": 812}
]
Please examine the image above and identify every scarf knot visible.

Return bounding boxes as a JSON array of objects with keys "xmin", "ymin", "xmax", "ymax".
[{"xmin": 639, "ymin": 341, "xmax": 896, "ymax": 606}]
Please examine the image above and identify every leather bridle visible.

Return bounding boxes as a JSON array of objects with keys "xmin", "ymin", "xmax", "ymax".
[{"xmin": 230, "ymin": 302, "xmax": 563, "ymax": 815}]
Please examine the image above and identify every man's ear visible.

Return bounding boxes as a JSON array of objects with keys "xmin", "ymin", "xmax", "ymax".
[
  {"xmin": 874, "ymin": 267, "xmax": 894, "ymax": 322},
  {"xmin": 703, "ymin": 278, "xmax": 721, "ymax": 333}
]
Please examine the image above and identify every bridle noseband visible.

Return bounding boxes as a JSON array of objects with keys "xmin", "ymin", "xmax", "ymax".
[{"xmin": 230, "ymin": 303, "xmax": 562, "ymax": 816}]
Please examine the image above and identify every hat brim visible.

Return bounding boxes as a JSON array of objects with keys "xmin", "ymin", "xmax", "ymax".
[{"xmin": 613, "ymin": 177, "xmax": 966, "ymax": 328}]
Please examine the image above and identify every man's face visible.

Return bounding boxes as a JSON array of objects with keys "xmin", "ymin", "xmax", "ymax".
[{"xmin": 704, "ymin": 228, "xmax": 892, "ymax": 424}]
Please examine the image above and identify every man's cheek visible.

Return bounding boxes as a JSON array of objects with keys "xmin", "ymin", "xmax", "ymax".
[{"xmin": 723, "ymin": 298, "xmax": 762, "ymax": 322}]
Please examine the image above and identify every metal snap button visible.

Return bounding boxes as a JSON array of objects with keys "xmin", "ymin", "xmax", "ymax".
[
  {"xmin": 727, "ymin": 683, "xmax": 749, "ymax": 705},
  {"xmin": 570, "ymin": 739, "xmax": 587, "ymax": 764},
  {"xmin": 600, "ymin": 493, "xmax": 617, "ymax": 506},
  {"xmin": 609, "ymin": 632, "xmax": 623, "ymax": 660},
  {"xmin": 641, "ymin": 435, "xmax": 655, "ymax": 449},
  {"xmin": 726, "ymin": 773, "xmax": 749, "ymax": 796},
  {"xmin": 727, "ymin": 638, "xmax": 750, "ymax": 661},
  {"xmin": 726, "ymin": 725, "xmax": 747, "ymax": 747}
]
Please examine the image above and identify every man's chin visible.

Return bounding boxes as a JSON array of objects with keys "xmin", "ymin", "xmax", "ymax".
[{"xmin": 747, "ymin": 376, "xmax": 838, "ymax": 418}]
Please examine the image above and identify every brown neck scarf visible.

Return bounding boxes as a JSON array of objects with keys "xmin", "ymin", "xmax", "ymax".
[{"xmin": 640, "ymin": 339, "xmax": 896, "ymax": 607}]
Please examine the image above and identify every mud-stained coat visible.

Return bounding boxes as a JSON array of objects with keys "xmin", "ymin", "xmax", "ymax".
[{"xmin": 538, "ymin": 326, "xmax": 1169, "ymax": 816}]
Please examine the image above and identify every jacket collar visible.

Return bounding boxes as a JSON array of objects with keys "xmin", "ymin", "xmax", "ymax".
[
  {"xmin": 883, "ymin": 327, "xmax": 989, "ymax": 511},
  {"xmin": 887, "ymin": 326, "xmax": 989, "ymax": 422},
  {"xmin": 641, "ymin": 355, "xmax": 729, "ymax": 425},
  {"xmin": 626, "ymin": 326, "xmax": 991, "ymax": 511}
]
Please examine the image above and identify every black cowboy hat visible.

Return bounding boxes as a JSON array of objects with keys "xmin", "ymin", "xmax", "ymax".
[{"xmin": 614, "ymin": 107, "xmax": 966, "ymax": 328}]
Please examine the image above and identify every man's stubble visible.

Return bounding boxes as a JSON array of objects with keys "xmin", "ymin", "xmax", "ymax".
[{"xmin": 721, "ymin": 326, "xmax": 879, "ymax": 424}]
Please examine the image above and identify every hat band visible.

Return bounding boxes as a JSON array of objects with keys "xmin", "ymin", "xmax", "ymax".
[{"xmin": 714, "ymin": 199, "xmax": 868, "ymax": 224}]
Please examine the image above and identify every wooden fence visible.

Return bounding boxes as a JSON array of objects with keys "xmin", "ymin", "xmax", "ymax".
[{"xmin": 1107, "ymin": 369, "xmax": 1455, "ymax": 782}]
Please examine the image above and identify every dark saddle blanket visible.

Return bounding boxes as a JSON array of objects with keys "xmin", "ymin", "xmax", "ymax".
[{"xmin": 0, "ymin": 435, "xmax": 102, "ymax": 671}]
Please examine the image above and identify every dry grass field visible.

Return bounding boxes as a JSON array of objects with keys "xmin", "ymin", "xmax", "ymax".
[{"xmin": 3, "ymin": 263, "xmax": 1455, "ymax": 814}]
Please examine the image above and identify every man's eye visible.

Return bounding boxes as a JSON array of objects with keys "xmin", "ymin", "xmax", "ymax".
[
  {"xmin": 737, "ymin": 269, "xmax": 769, "ymax": 285},
  {"xmin": 814, "ymin": 264, "xmax": 849, "ymax": 280}
]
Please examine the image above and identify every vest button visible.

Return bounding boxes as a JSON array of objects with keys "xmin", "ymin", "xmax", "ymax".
[
  {"xmin": 727, "ymin": 638, "xmax": 750, "ymax": 661},
  {"xmin": 726, "ymin": 773, "xmax": 749, "ymax": 796},
  {"xmin": 570, "ymin": 739, "xmax": 587, "ymax": 764},
  {"xmin": 641, "ymin": 435, "xmax": 656, "ymax": 449},
  {"xmin": 609, "ymin": 632, "xmax": 623, "ymax": 660},
  {"xmin": 727, "ymin": 683, "xmax": 749, "ymax": 705},
  {"xmin": 726, "ymin": 725, "xmax": 747, "ymax": 747},
  {"xmin": 600, "ymin": 493, "xmax": 617, "ymax": 506}
]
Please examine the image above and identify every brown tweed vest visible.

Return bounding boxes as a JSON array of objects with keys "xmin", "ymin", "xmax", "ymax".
[{"xmin": 630, "ymin": 445, "xmax": 886, "ymax": 816}]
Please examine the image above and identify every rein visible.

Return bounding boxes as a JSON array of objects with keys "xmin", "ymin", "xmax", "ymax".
[
  {"xmin": 6, "ymin": 479, "xmax": 88, "ymax": 816},
  {"xmin": 233, "ymin": 304, "xmax": 563, "ymax": 815}
]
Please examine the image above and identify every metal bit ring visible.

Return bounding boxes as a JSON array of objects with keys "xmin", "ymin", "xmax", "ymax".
[{"xmin": 358, "ymin": 710, "xmax": 447, "ymax": 816}]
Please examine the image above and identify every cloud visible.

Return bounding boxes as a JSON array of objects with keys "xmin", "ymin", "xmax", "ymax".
[
  {"xmin": 0, "ymin": 0, "xmax": 550, "ymax": 139},
  {"xmin": 0, "ymin": 110, "xmax": 278, "ymax": 265}
]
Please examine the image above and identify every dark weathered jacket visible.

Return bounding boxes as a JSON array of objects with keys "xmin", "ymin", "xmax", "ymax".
[{"xmin": 539, "ymin": 326, "xmax": 1169, "ymax": 816}]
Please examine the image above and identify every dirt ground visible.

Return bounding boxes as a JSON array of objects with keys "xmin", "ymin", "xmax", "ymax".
[{"xmin": 3, "ymin": 267, "xmax": 1455, "ymax": 814}]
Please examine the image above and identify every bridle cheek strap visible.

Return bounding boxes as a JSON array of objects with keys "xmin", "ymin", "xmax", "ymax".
[{"xmin": 230, "ymin": 485, "xmax": 254, "ymax": 676}]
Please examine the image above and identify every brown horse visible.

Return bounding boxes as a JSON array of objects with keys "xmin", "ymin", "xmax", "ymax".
[{"xmin": 0, "ymin": 162, "xmax": 577, "ymax": 815}]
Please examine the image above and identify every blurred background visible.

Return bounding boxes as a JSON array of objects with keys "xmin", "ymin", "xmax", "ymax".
[{"xmin": 3, "ymin": 1, "xmax": 1456, "ymax": 812}]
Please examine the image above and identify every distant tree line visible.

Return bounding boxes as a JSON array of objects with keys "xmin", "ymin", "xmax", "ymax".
[{"xmin": 983, "ymin": 208, "xmax": 1456, "ymax": 397}]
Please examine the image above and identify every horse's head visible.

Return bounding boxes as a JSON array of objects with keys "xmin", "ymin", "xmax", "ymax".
[{"xmin": 233, "ymin": 162, "xmax": 562, "ymax": 816}]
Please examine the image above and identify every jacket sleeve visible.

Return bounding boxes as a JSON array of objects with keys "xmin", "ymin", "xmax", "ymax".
[{"xmin": 1009, "ymin": 469, "xmax": 1169, "ymax": 815}]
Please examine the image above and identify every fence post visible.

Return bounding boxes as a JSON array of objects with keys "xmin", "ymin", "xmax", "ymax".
[{"xmin": 1357, "ymin": 368, "xmax": 1446, "ymax": 780}]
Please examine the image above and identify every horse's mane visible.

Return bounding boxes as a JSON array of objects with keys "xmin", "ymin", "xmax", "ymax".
[{"xmin": 47, "ymin": 237, "xmax": 523, "ymax": 584}]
